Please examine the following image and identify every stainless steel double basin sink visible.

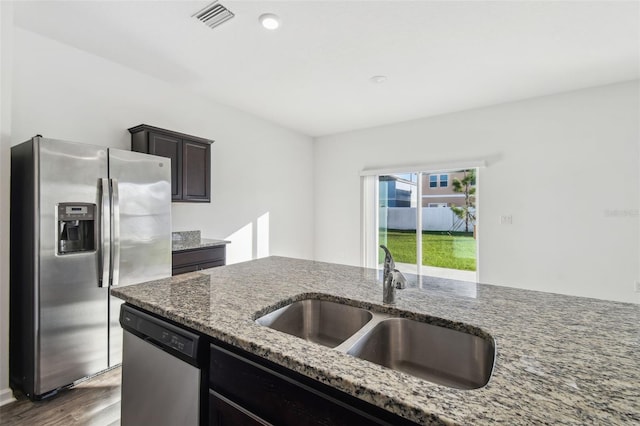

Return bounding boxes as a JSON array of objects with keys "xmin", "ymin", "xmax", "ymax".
[{"xmin": 256, "ymin": 299, "xmax": 495, "ymax": 390}]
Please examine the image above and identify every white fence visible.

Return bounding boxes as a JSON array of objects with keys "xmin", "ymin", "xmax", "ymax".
[{"xmin": 382, "ymin": 207, "xmax": 475, "ymax": 232}]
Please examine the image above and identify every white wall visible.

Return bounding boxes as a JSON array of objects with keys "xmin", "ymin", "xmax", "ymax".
[
  {"xmin": 314, "ymin": 81, "xmax": 640, "ymax": 304},
  {"xmin": 11, "ymin": 28, "xmax": 315, "ymax": 263},
  {"xmin": 0, "ymin": 1, "xmax": 15, "ymax": 408},
  {"xmin": 2, "ymin": 27, "xmax": 314, "ymax": 397}
]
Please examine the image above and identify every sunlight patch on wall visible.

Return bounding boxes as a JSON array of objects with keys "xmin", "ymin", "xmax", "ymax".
[
  {"xmin": 226, "ymin": 222, "xmax": 253, "ymax": 265},
  {"xmin": 225, "ymin": 212, "xmax": 270, "ymax": 265},
  {"xmin": 256, "ymin": 212, "xmax": 270, "ymax": 259}
]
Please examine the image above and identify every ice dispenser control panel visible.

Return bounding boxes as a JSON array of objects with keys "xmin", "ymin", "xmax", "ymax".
[{"xmin": 57, "ymin": 202, "xmax": 96, "ymax": 254}]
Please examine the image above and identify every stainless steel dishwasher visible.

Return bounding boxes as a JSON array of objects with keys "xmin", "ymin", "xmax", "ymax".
[{"xmin": 120, "ymin": 304, "xmax": 202, "ymax": 426}]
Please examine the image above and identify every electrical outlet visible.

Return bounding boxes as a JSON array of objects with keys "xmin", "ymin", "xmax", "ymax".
[
  {"xmin": 499, "ymin": 215, "xmax": 513, "ymax": 225},
  {"xmin": 635, "ymin": 281, "xmax": 640, "ymax": 293}
]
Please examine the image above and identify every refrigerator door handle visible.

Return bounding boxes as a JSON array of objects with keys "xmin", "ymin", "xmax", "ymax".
[
  {"xmin": 99, "ymin": 178, "xmax": 111, "ymax": 288},
  {"xmin": 111, "ymin": 178, "xmax": 121, "ymax": 287}
]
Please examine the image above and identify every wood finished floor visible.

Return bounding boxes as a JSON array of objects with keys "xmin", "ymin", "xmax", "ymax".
[{"xmin": 0, "ymin": 367, "xmax": 122, "ymax": 426}]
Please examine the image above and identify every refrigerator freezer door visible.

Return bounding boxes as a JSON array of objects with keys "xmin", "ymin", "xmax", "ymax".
[
  {"xmin": 37, "ymin": 138, "xmax": 109, "ymax": 395},
  {"xmin": 107, "ymin": 148, "xmax": 171, "ymax": 366}
]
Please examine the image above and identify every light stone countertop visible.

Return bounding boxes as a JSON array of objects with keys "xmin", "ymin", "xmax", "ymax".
[
  {"xmin": 111, "ymin": 256, "xmax": 640, "ymax": 425},
  {"xmin": 171, "ymin": 230, "xmax": 230, "ymax": 252},
  {"xmin": 171, "ymin": 238, "xmax": 230, "ymax": 252}
]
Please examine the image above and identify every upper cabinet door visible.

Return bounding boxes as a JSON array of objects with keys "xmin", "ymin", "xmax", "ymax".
[
  {"xmin": 149, "ymin": 132, "xmax": 182, "ymax": 200},
  {"xmin": 182, "ymin": 141, "xmax": 210, "ymax": 202}
]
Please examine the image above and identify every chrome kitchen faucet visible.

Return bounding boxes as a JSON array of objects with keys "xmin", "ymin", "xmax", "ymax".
[{"xmin": 380, "ymin": 245, "xmax": 406, "ymax": 304}]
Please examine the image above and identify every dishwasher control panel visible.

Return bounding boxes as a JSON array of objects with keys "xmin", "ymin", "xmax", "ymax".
[
  {"xmin": 120, "ymin": 305, "xmax": 200, "ymax": 360},
  {"xmin": 159, "ymin": 330, "xmax": 191, "ymax": 353}
]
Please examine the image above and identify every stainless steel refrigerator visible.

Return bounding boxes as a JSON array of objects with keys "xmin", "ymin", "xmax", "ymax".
[{"xmin": 10, "ymin": 136, "xmax": 172, "ymax": 399}]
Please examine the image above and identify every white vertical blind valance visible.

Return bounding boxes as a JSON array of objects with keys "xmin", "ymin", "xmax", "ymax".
[{"xmin": 360, "ymin": 159, "xmax": 486, "ymax": 177}]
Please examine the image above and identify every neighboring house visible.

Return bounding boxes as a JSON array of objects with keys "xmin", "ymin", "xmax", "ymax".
[
  {"xmin": 380, "ymin": 171, "xmax": 475, "ymax": 209},
  {"xmin": 379, "ymin": 171, "xmax": 476, "ymax": 233},
  {"xmin": 421, "ymin": 171, "xmax": 475, "ymax": 208},
  {"xmin": 379, "ymin": 175, "xmax": 416, "ymax": 207}
]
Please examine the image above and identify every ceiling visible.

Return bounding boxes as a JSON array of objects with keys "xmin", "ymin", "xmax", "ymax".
[{"xmin": 13, "ymin": 1, "xmax": 640, "ymax": 137}]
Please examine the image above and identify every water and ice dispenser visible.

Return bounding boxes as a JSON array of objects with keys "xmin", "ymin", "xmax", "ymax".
[{"xmin": 57, "ymin": 203, "xmax": 96, "ymax": 254}]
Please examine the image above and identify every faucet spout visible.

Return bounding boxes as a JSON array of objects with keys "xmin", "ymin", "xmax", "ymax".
[
  {"xmin": 380, "ymin": 245, "xmax": 406, "ymax": 305},
  {"xmin": 380, "ymin": 244, "xmax": 395, "ymax": 279}
]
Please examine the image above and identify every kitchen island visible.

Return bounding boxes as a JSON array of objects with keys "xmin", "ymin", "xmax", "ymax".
[{"xmin": 111, "ymin": 256, "xmax": 639, "ymax": 425}]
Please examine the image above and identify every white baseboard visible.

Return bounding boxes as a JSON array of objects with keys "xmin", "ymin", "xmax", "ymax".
[{"xmin": 0, "ymin": 387, "xmax": 15, "ymax": 407}]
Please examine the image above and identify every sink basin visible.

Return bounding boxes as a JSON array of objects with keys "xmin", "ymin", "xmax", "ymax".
[
  {"xmin": 256, "ymin": 299, "xmax": 373, "ymax": 348},
  {"xmin": 257, "ymin": 298, "xmax": 496, "ymax": 389},
  {"xmin": 346, "ymin": 318, "xmax": 495, "ymax": 390}
]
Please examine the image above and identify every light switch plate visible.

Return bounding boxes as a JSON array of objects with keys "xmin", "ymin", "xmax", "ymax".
[{"xmin": 499, "ymin": 215, "xmax": 513, "ymax": 225}]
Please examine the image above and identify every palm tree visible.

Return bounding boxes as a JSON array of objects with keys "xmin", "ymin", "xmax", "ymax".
[{"xmin": 450, "ymin": 170, "xmax": 476, "ymax": 233}]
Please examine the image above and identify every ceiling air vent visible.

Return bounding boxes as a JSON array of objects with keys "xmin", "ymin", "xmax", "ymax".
[{"xmin": 193, "ymin": 1, "xmax": 235, "ymax": 30}]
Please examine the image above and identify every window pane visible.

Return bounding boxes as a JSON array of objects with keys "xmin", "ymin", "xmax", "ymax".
[
  {"xmin": 421, "ymin": 169, "xmax": 476, "ymax": 282},
  {"xmin": 378, "ymin": 174, "xmax": 417, "ymax": 274}
]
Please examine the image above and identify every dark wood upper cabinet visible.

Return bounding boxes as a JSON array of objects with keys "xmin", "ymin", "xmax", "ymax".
[
  {"xmin": 149, "ymin": 132, "xmax": 182, "ymax": 199},
  {"xmin": 182, "ymin": 140, "xmax": 210, "ymax": 201},
  {"xmin": 129, "ymin": 124, "xmax": 213, "ymax": 202}
]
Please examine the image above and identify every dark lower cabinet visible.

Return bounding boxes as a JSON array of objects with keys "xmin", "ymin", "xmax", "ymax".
[
  {"xmin": 210, "ymin": 391, "xmax": 271, "ymax": 426},
  {"xmin": 209, "ymin": 342, "xmax": 419, "ymax": 426},
  {"xmin": 172, "ymin": 246, "xmax": 226, "ymax": 275}
]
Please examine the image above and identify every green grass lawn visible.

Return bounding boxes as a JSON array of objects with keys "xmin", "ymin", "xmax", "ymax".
[{"xmin": 379, "ymin": 230, "xmax": 477, "ymax": 271}]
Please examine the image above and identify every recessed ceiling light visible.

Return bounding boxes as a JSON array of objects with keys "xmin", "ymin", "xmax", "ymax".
[
  {"xmin": 370, "ymin": 75, "xmax": 388, "ymax": 84},
  {"xmin": 259, "ymin": 13, "xmax": 281, "ymax": 30}
]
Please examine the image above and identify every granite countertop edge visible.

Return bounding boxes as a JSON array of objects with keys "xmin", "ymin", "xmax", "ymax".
[{"xmin": 171, "ymin": 238, "xmax": 231, "ymax": 252}]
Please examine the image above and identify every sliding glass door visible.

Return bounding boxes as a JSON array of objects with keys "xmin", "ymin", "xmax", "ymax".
[{"xmin": 372, "ymin": 169, "xmax": 478, "ymax": 282}]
